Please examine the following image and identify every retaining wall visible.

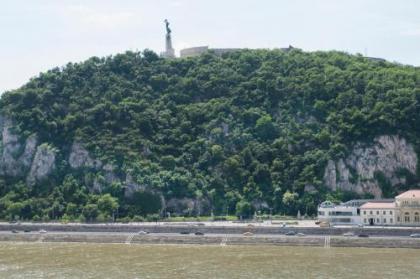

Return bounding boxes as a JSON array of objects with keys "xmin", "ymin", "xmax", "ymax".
[
  {"xmin": 1, "ymin": 233, "xmax": 420, "ymax": 249},
  {"xmin": 1, "ymin": 223, "xmax": 420, "ymax": 237}
]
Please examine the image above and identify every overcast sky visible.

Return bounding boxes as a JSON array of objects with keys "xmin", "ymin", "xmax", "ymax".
[{"xmin": 1, "ymin": 0, "xmax": 419, "ymax": 93}]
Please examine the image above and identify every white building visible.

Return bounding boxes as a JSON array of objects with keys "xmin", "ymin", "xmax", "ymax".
[
  {"xmin": 360, "ymin": 202, "xmax": 396, "ymax": 226},
  {"xmin": 319, "ymin": 190, "xmax": 420, "ymax": 227},
  {"xmin": 317, "ymin": 201, "xmax": 362, "ymax": 225}
]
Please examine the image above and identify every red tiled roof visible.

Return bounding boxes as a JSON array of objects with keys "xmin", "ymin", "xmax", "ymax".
[
  {"xmin": 396, "ymin": 190, "xmax": 420, "ymax": 199},
  {"xmin": 360, "ymin": 202, "xmax": 396, "ymax": 209}
]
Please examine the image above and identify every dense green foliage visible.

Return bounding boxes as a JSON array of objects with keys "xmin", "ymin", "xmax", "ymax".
[{"xmin": 0, "ymin": 49, "xmax": 419, "ymax": 221}]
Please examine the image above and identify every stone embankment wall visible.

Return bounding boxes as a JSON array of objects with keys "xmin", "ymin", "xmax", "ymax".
[
  {"xmin": 2, "ymin": 233, "xmax": 420, "ymax": 249},
  {"xmin": 2, "ymin": 223, "xmax": 420, "ymax": 236}
]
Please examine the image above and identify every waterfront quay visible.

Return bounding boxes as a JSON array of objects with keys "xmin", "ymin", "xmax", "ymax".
[{"xmin": 2, "ymin": 221, "xmax": 420, "ymax": 248}]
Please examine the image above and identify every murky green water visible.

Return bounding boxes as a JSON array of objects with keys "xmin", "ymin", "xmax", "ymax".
[{"xmin": 0, "ymin": 242, "xmax": 420, "ymax": 278}]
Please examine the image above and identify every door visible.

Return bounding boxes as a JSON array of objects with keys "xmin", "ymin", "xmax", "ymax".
[{"xmin": 369, "ymin": 218, "xmax": 374, "ymax": 226}]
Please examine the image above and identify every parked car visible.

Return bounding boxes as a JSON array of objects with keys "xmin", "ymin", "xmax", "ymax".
[
  {"xmin": 11, "ymin": 229, "xmax": 18, "ymax": 233},
  {"xmin": 194, "ymin": 231, "xmax": 204, "ymax": 236},
  {"xmin": 243, "ymin": 232, "xmax": 253, "ymax": 236},
  {"xmin": 343, "ymin": 232, "xmax": 355, "ymax": 237},
  {"xmin": 296, "ymin": 233, "xmax": 305, "ymax": 237},
  {"xmin": 410, "ymin": 233, "xmax": 420, "ymax": 238},
  {"xmin": 179, "ymin": 231, "xmax": 190, "ymax": 235},
  {"xmin": 23, "ymin": 229, "xmax": 31, "ymax": 233},
  {"xmin": 138, "ymin": 230, "xmax": 149, "ymax": 235},
  {"xmin": 358, "ymin": 234, "xmax": 369, "ymax": 238},
  {"xmin": 285, "ymin": 231, "xmax": 296, "ymax": 236},
  {"xmin": 39, "ymin": 229, "xmax": 47, "ymax": 234}
]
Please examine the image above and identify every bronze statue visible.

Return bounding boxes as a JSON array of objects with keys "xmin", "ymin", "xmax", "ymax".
[
  {"xmin": 161, "ymin": 19, "xmax": 175, "ymax": 58},
  {"xmin": 164, "ymin": 19, "xmax": 171, "ymax": 35}
]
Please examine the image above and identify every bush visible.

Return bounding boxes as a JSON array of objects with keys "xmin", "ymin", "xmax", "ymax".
[
  {"xmin": 132, "ymin": 215, "xmax": 145, "ymax": 222},
  {"xmin": 117, "ymin": 217, "xmax": 131, "ymax": 223},
  {"xmin": 42, "ymin": 215, "xmax": 50, "ymax": 222},
  {"xmin": 77, "ymin": 214, "xmax": 86, "ymax": 223},
  {"xmin": 146, "ymin": 214, "xmax": 160, "ymax": 222},
  {"xmin": 32, "ymin": 215, "xmax": 41, "ymax": 222}
]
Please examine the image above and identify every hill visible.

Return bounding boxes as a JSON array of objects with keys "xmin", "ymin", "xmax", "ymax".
[{"xmin": 0, "ymin": 49, "xmax": 419, "ymax": 221}]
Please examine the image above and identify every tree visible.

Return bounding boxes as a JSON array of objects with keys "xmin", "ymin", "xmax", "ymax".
[
  {"xmin": 235, "ymin": 200, "xmax": 253, "ymax": 219},
  {"xmin": 98, "ymin": 194, "xmax": 119, "ymax": 219},
  {"xmin": 282, "ymin": 191, "xmax": 299, "ymax": 214},
  {"xmin": 82, "ymin": 204, "xmax": 99, "ymax": 222},
  {"xmin": 255, "ymin": 115, "xmax": 277, "ymax": 140},
  {"xmin": 7, "ymin": 202, "xmax": 24, "ymax": 220}
]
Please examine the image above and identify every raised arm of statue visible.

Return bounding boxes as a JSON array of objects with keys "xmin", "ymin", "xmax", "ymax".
[{"xmin": 164, "ymin": 19, "xmax": 171, "ymax": 35}]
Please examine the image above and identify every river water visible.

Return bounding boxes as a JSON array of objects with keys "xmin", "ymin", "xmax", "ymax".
[{"xmin": 0, "ymin": 243, "xmax": 419, "ymax": 278}]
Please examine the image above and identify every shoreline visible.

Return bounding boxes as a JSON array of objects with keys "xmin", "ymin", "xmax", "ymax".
[
  {"xmin": 1, "ymin": 232, "xmax": 420, "ymax": 249},
  {"xmin": 2, "ymin": 222, "xmax": 420, "ymax": 249},
  {"xmin": 2, "ymin": 222, "xmax": 420, "ymax": 236}
]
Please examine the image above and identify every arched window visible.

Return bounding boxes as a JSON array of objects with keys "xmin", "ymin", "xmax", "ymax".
[
  {"xmin": 404, "ymin": 212, "xmax": 410, "ymax": 223},
  {"xmin": 415, "ymin": 212, "xmax": 420, "ymax": 222}
]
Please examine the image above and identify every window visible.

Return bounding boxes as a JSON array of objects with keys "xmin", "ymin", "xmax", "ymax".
[
  {"xmin": 390, "ymin": 218, "xmax": 393, "ymax": 223},
  {"xmin": 390, "ymin": 211, "xmax": 393, "ymax": 215},
  {"xmin": 415, "ymin": 212, "xmax": 419, "ymax": 222},
  {"xmin": 370, "ymin": 211, "xmax": 373, "ymax": 215},
  {"xmin": 364, "ymin": 218, "xmax": 367, "ymax": 223},
  {"xmin": 363, "ymin": 211, "xmax": 366, "ymax": 215},
  {"xmin": 397, "ymin": 217, "xmax": 400, "ymax": 222},
  {"xmin": 383, "ymin": 211, "xmax": 386, "ymax": 215},
  {"xmin": 376, "ymin": 211, "xmax": 379, "ymax": 215},
  {"xmin": 318, "ymin": 211, "xmax": 324, "ymax": 216},
  {"xmin": 404, "ymin": 213, "xmax": 410, "ymax": 222},
  {"xmin": 383, "ymin": 219, "xmax": 386, "ymax": 223},
  {"xmin": 376, "ymin": 218, "xmax": 380, "ymax": 223}
]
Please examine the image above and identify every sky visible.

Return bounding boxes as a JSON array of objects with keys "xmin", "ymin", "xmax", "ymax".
[{"xmin": 0, "ymin": 0, "xmax": 419, "ymax": 93}]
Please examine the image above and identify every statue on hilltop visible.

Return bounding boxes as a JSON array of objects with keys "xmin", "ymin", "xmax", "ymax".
[
  {"xmin": 164, "ymin": 19, "xmax": 171, "ymax": 35},
  {"xmin": 161, "ymin": 19, "xmax": 175, "ymax": 58}
]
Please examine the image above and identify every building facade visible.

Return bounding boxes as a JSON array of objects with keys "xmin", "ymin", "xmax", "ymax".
[
  {"xmin": 319, "ymin": 190, "xmax": 420, "ymax": 226},
  {"xmin": 395, "ymin": 190, "xmax": 420, "ymax": 225},
  {"xmin": 360, "ymin": 202, "xmax": 396, "ymax": 226},
  {"xmin": 317, "ymin": 201, "xmax": 362, "ymax": 225}
]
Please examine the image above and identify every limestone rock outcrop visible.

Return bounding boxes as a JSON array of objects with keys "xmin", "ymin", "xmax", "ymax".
[
  {"xmin": 0, "ymin": 117, "xmax": 37, "ymax": 177},
  {"xmin": 124, "ymin": 173, "xmax": 146, "ymax": 197},
  {"xmin": 69, "ymin": 142, "xmax": 102, "ymax": 169},
  {"xmin": 323, "ymin": 135, "xmax": 418, "ymax": 198},
  {"xmin": 27, "ymin": 144, "xmax": 57, "ymax": 186},
  {"xmin": 166, "ymin": 197, "xmax": 211, "ymax": 216}
]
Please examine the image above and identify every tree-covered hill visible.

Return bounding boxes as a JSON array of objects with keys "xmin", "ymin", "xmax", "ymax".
[{"xmin": 0, "ymin": 49, "xmax": 419, "ymax": 221}]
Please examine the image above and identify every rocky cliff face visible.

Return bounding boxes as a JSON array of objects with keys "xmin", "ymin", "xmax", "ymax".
[
  {"xmin": 323, "ymin": 135, "xmax": 418, "ymax": 198},
  {"xmin": 69, "ymin": 142, "xmax": 102, "ymax": 170},
  {"xmin": 0, "ymin": 118, "xmax": 59, "ymax": 187},
  {"xmin": 26, "ymin": 144, "xmax": 57, "ymax": 186},
  {"xmin": 0, "ymin": 117, "xmax": 38, "ymax": 177}
]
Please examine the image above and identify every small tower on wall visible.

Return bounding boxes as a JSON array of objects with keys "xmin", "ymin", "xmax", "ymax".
[{"xmin": 160, "ymin": 19, "xmax": 175, "ymax": 58}]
